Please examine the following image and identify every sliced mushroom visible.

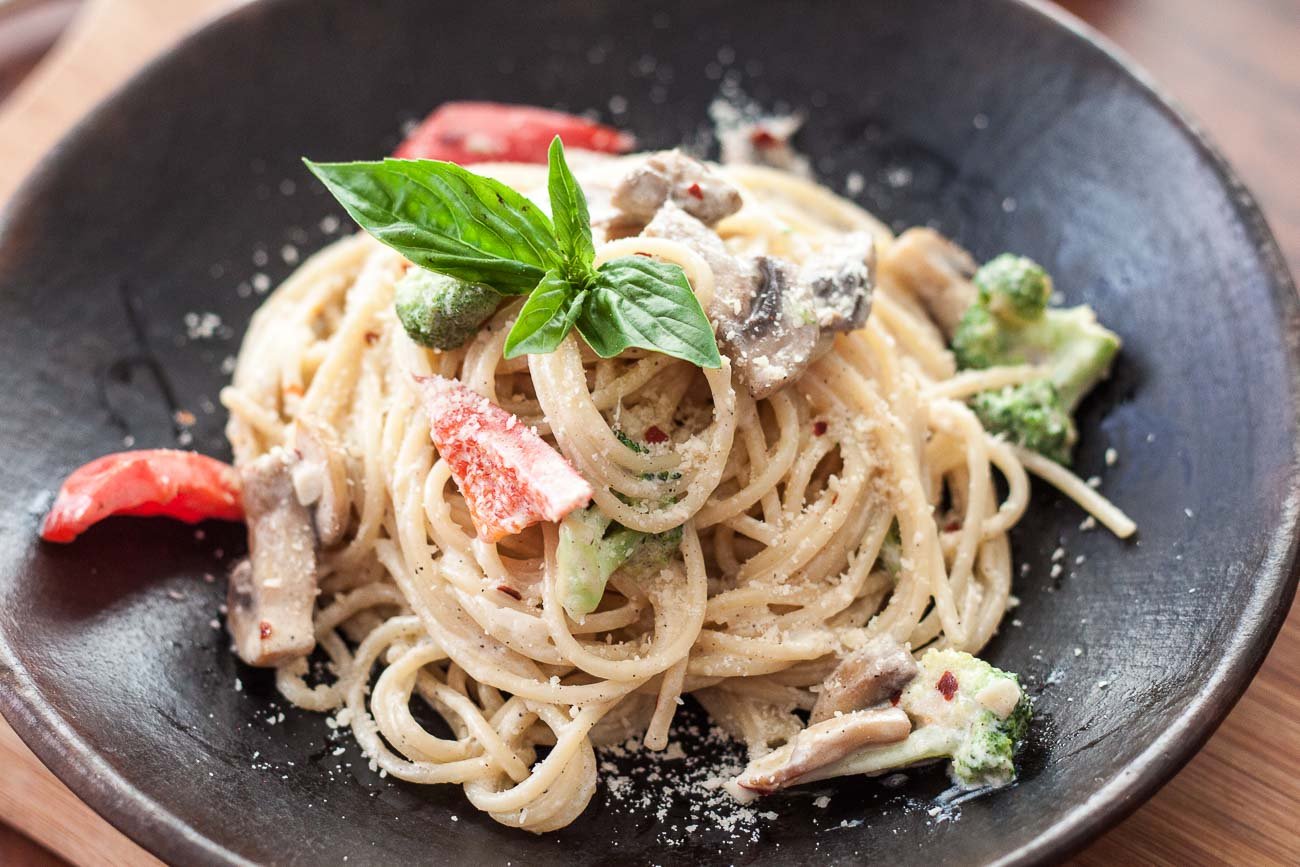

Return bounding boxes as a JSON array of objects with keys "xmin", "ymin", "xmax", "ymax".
[
  {"xmin": 809, "ymin": 636, "xmax": 919, "ymax": 725},
  {"xmin": 729, "ymin": 706, "xmax": 912, "ymax": 799},
  {"xmin": 289, "ymin": 418, "xmax": 350, "ymax": 547},
  {"xmin": 802, "ymin": 232, "xmax": 876, "ymax": 333},
  {"xmin": 644, "ymin": 204, "xmax": 812, "ymax": 398},
  {"xmin": 719, "ymin": 255, "xmax": 824, "ymax": 398},
  {"xmin": 227, "ymin": 448, "xmax": 318, "ymax": 667},
  {"xmin": 643, "ymin": 204, "xmax": 874, "ymax": 399},
  {"xmin": 879, "ymin": 227, "xmax": 978, "ymax": 337},
  {"xmin": 611, "ymin": 149, "xmax": 743, "ymax": 229}
]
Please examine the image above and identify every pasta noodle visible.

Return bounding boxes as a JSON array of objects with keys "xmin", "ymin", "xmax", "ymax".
[{"xmin": 220, "ymin": 157, "xmax": 1134, "ymax": 831}]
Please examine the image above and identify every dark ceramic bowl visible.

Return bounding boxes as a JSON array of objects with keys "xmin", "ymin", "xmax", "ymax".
[{"xmin": 0, "ymin": 1, "xmax": 1296, "ymax": 864}]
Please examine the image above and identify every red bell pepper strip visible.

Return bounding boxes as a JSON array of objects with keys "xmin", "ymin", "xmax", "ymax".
[
  {"xmin": 393, "ymin": 101, "xmax": 635, "ymax": 164},
  {"xmin": 40, "ymin": 450, "xmax": 244, "ymax": 543},
  {"xmin": 414, "ymin": 375, "xmax": 592, "ymax": 543}
]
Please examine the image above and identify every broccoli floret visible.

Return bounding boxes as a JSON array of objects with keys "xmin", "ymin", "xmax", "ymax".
[
  {"xmin": 955, "ymin": 303, "xmax": 1119, "ymax": 410},
  {"xmin": 607, "ymin": 524, "xmax": 683, "ymax": 579},
  {"xmin": 952, "ymin": 256, "xmax": 1120, "ymax": 409},
  {"xmin": 974, "ymin": 253, "xmax": 1053, "ymax": 324},
  {"xmin": 824, "ymin": 648, "xmax": 1032, "ymax": 790},
  {"xmin": 970, "ymin": 379, "xmax": 1075, "ymax": 465},
  {"xmin": 950, "ymin": 304, "xmax": 1007, "ymax": 371},
  {"xmin": 952, "ymin": 684, "xmax": 1033, "ymax": 787},
  {"xmin": 556, "ymin": 506, "xmax": 682, "ymax": 619},
  {"xmin": 951, "ymin": 254, "xmax": 1120, "ymax": 462},
  {"xmin": 395, "ymin": 268, "xmax": 502, "ymax": 350}
]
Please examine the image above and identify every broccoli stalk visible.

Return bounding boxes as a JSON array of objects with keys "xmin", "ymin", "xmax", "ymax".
[
  {"xmin": 556, "ymin": 505, "xmax": 682, "ymax": 620},
  {"xmin": 818, "ymin": 648, "xmax": 1032, "ymax": 790},
  {"xmin": 951, "ymin": 254, "xmax": 1120, "ymax": 463},
  {"xmin": 395, "ymin": 268, "xmax": 503, "ymax": 350}
]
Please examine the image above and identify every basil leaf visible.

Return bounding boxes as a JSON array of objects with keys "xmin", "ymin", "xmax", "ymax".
[
  {"xmin": 503, "ymin": 270, "xmax": 585, "ymax": 358},
  {"xmin": 546, "ymin": 137, "xmax": 596, "ymax": 274},
  {"xmin": 577, "ymin": 257, "xmax": 722, "ymax": 368},
  {"xmin": 304, "ymin": 158, "xmax": 560, "ymax": 294}
]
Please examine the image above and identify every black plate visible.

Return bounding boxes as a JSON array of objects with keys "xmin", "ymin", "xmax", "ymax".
[{"xmin": 0, "ymin": 0, "xmax": 1296, "ymax": 864}]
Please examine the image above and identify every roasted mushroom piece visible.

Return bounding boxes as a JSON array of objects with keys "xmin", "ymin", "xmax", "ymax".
[
  {"xmin": 879, "ymin": 227, "xmax": 978, "ymax": 337},
  {"xmin": 717, "ymin": 255, "xmax": 825, "ymax": 399},
  {"xmin": 730, "ymin": 706, "xmax": 913, "ymax": 798},
  {"xmin": 643, "ymin": 204, "xmax": 875, "ymax": 398},
  {"xmin": 809, "ymin": 635, "xmax": 919, "ymax": 725},
  {"xmin": 803, "ymin": 232, "xmax": 876, "ymax": 334},
  {"xmin": 611, "ymin": 149, "xmax": 744, "ymax": 229},
  {"xmin": 227, "ymin": 448, "xmax": 318, "ymax": 667}
]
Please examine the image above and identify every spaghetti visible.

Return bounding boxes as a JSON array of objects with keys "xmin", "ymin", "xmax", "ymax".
[{"xmin": 218, "ymin": 154, "xmax": 1133, "ymax": 831}]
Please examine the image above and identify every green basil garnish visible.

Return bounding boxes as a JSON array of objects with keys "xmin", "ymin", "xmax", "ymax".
[
  {"xmin": 545, "ymin": 137, "xmax": 597, "ymax": 275},
  {"xmin": 306, "ymin": 137, "xmax": 721, "ymax": 369},
  {"xmin": 578, "ymin": 257, "xmax": 722, "ymax": 367},
  {"xmin": 503, "ymin": 269, "xmax": 586, "ymax": 357},
  {"xmin": 304, "ymin": 158, "xmax": 558, "ymax": 294}
]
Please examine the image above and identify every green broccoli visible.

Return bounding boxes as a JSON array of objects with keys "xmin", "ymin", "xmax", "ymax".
[
  {"xmin": 607, "ymin": 524, "xmax": 684, "ymax": 579},
  {"xmin": 395, "ymin": 268, "xmax": 502, "ymax": 350},
  {"xmin": 969, "ymin": 379, "xmax": 1075, "ymax": 465},
  {"xmin": 949, "ymin": 303, "xmax": 1006, "ymax": 371},
  {"xmin": 555, "ymin": 505, "xmax": 682, "ymax": 620},
  {"xmin": 974, "ymin": 253, "xmax": 1053, "ymax": 324},
  {"xmin": 823, "ymin": 648, "xmax": 1032, "ymax": 790},
  {"xmin": 951, "ymin": 254, "xmax": 1120, "ymax": 463}
]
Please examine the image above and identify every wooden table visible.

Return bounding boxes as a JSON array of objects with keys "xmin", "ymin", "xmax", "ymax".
[{"xmin": 0, "ymin": 0, "xmax": 1296, "ymax": 863}]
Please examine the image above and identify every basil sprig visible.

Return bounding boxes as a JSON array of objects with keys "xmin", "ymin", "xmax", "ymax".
[{"xmin": 304, "ymin": 138, "xmax": 721, "ymax": 368}]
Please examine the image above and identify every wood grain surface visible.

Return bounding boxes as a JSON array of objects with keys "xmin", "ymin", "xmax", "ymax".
[{"xmin": 0, "ymin": 0, "xmax": 1295, "ymax": 864}]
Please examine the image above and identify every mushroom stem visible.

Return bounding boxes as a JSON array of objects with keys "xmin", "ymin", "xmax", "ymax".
[{"xmin": 729, "ymin": 706, "xmax": 913, "ymax": 800}]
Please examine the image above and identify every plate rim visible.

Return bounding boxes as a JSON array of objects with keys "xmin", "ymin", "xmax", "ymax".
[{"xmin": 0, "ymin": 0, "xmax": 1296, "ymax": 864}]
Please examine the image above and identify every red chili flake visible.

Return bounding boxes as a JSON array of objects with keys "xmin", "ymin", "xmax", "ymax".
[
  {"xmin": 259, "ymin": 621, "xmax": 273, "ymax": 640},
  {"xmin": 644, "ymin": 425, "xmax": 669, "ymax": 444},
  {"xmin": 889, "ymin": 690, "xmax": 902, "ymax": 707},
  {"xmin": 634, "ymin": 251, "xmax": 652, "ymax": 257},
  {"xmin": 364, "ymin": 331, "xmax": 380, "ymax": 345},
  {"xmin": 943, "ymin": 519, "xmax": 962, "ymax": 533},
  {"xmin": 750, "ymin": 128, "xmax": 779, "ymax": 148},
  {"xmin": 812, "ymin": 420, "xmax": 828, "ymax": 437},
  {"xmin": 284, "ymin": 383, "xmax": 304, "ymax": 397},
  {"xmin": 497, "ymin": 584, "xmax": 522, "ymax": 601},
  {"xmin": 937, "ymin": 671, "xmax": 959, "ymax": 701},
  {"xmin": 686, "ymin": 182, "xmax": 704, "ymax": 200}
]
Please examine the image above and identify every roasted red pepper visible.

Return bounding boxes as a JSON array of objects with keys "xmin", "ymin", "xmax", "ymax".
[
  {"xmin": 40, "ymin": 450, "xmax": 244, "ymax": 543},
  {"xmin": 394, "ymin": 101, "xmax": 635, "ymax": 164},
  {"xmin": 414, "ymin": 375, "xmax": 592, "ymax": 543}
]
